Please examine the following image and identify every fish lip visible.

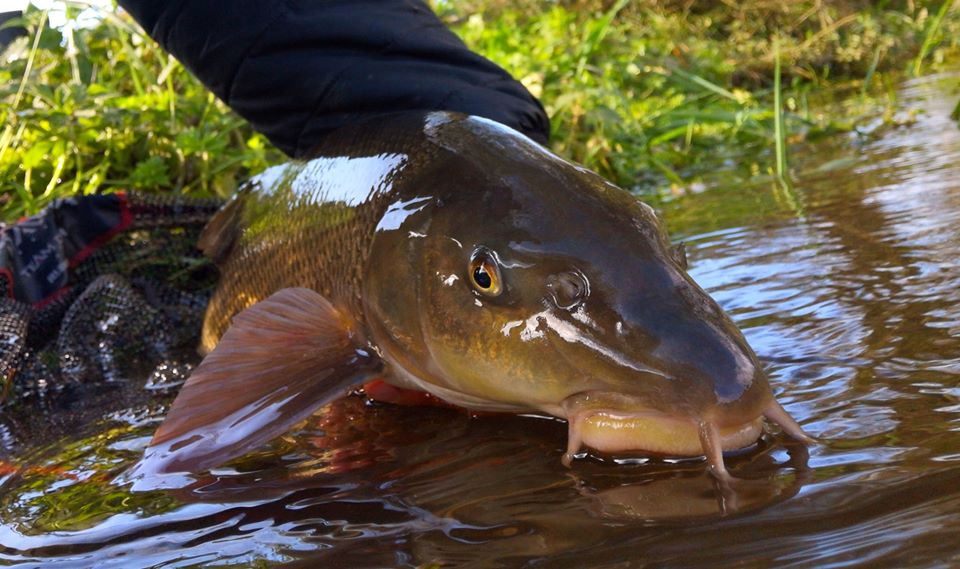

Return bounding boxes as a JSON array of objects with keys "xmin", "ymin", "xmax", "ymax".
[{"xmin": 558, "ymin": 390, "xmax": 765, "ymax": 465}]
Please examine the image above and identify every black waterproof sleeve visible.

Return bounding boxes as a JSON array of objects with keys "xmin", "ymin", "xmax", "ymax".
[{"xmin": 116, "ymin": 0, "xmax": 550, "ymax": 157}]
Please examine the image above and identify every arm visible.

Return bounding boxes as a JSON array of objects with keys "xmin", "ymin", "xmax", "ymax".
[{"xmin": 117, "ymin": 0, "xmax": 550, "ymax": 157}]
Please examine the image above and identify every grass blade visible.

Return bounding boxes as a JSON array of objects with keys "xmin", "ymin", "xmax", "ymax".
[
  {"xmin": 912, "ymin": 0, "xmax": 956, "ymax": 76},
  {"xmin": 7, "ymin": 10, "xmax": 48, "ymax": 120},
  {"xmin": 773, "ymin": 39, "xmax": 789, "ymax": 182},
  {"xmin": 661, "ymin": 63, "xmax": 742, "ymax": 103}
]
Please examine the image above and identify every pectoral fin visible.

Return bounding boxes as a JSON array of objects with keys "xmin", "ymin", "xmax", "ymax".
[{"xmin": 142, "ymin": 287, "xmax": 379, "ymax": 474}]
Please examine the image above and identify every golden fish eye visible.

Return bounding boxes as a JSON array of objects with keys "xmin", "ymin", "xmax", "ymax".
[{"xmin": 469, "ymin": 251, "xmax": 502, "ymax": 296}]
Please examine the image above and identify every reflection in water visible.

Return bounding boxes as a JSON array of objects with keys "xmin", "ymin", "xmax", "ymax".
[{"xmin": 2, "ymin": 73, "xmax": 960, "ymax": 567}]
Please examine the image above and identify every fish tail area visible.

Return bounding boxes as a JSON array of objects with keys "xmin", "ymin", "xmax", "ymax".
[{"xmin": 141, "ymin": 287, "xmax": 380, "ymax": 475}]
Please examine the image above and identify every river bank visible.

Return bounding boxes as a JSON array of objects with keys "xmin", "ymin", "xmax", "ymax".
[{"xmin": 2, "ymin": 1, "xmax": 958, "ymax": 218}]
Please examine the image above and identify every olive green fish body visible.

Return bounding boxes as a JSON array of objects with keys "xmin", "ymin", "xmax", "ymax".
[{"xmin": 139, "ymin": 112, "xmax": 811, "ymax": 481}]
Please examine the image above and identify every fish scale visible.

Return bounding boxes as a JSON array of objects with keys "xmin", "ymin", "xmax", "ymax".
[{"xmin": 200, "ymin": 119, "xmax": 441, "ymax": 352}]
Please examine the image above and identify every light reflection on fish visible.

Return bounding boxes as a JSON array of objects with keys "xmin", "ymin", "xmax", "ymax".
[{"xmin": 137, "ymin": 112, "xmax": 811, "ymax": 482}]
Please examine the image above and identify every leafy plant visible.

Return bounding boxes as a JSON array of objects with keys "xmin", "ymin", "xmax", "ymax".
[
  {"xmin": 913, "ymin": 0, "xmax": 957, "ymax": 76},
  {"xmin": 0, "ymin": 4, "xmax": 282, "ymax": 220},
  {"xmin": 441, "ymin": 0, "xmax": 960, "ymax": 192},
  {"xmin": 2, "ymin": 0, "xmax": 958, "ymax": 221}
]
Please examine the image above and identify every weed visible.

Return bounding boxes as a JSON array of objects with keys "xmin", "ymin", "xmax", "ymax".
[
  {"xmin": 0, "ymin": 4, "xmax": 281, "ymax": 220},
  {"xmin": 913, "ymin": 0, "xmax": 957, "ymax": 76},
  {"xmin": 2, "ymin": 1, "xmax": 958, "ymax": 220}
]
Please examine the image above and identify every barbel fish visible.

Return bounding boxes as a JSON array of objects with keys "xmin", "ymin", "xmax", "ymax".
[{"xmin": 140, "ymin": 112, "xmax": 811, "ymax": 481}]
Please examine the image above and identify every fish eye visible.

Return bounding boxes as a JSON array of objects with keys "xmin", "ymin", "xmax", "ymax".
[{"xmin": 469, "ymin": 249, "xmax": 502, "ymax": 296}]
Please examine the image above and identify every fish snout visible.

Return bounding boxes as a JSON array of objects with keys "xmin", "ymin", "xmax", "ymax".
[
  {"xmin": 595, "ymin": 268, "xmax": 770, "ymax": 413},
  {"xmin": 653, "ymin": 313, "xmax": 770, "ymax": 415},
  {"xmin": 555, "ymin": 310, "xmax": 812, "ymax": 475}
]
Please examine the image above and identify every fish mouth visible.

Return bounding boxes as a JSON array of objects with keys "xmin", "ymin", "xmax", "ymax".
[
  {"xmin": 567, "ymin": 411, "xmax": 764, "ymax": 460},
  {"xmin": 560, "ymin": 392, "xmax": 812, "ymax": 480}
]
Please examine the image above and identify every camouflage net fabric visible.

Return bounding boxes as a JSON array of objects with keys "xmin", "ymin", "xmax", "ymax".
[{"xmin": 0, "ymin": 193, "xmax": 221, "ymax": 410}]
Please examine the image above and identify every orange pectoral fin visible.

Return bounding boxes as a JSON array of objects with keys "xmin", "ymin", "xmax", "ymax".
[
  {"xmin": 363, "ymin": 379, "xmax": 462, "ymax": 410},
  {"xmin": 141, "ymin": 287, "xmax": 379, "ymax": 474}
]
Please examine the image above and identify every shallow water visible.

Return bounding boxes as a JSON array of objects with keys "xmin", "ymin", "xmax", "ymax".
[{"xmin": 2, "ymin": 73, "xmax": 960, "ymax": 568}]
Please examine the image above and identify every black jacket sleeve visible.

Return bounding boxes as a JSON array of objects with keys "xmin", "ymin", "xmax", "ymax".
[
  {"xmin": 0, "ymin": 11, "xmax": 26, "ymax": 49},
  {"xmin": 116, "ymin": 0, "xmax": 550, "ymax": 157}
]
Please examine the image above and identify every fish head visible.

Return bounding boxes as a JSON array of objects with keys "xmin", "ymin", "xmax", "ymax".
[{"xmin": 364, "ymin": 113, "xmax": 806, "ymax": 464}]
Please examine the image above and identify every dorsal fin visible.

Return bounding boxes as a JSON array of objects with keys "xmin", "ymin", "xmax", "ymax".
[
  {"xmin": 140, "ymin": 288, "xmax": 380, "ymax": 474},
  {"xmin": 198, "ymin": 195, "xmax": 244, "ymax": 265}
]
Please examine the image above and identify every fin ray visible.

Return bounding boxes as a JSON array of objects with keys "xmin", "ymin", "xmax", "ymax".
[
  {"xmin": 145, "ymin": 287, "xmax": 378, "ymax": 473},
  {"xmin": 198, "ymin": 195, "xmax": 244, "ymax": 265}
]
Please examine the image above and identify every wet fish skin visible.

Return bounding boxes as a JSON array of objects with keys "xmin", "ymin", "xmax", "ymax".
[
  {"xmin": 364, "ymin": 115, "xmax": 769, "ymax": 419},
  {"xmin": 143, "ymin": 111, "xmax": 808, "ymax": 478}
]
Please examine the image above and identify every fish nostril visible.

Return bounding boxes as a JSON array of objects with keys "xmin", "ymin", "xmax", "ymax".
[{"xmin": 547, "ymin": 271, "xmax": 589, "ymax": 310}]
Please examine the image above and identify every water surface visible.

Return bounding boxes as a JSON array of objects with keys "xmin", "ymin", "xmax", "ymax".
[{"xmin": 2, "ymin": 73, "xmax": 960, "ymax": 568}]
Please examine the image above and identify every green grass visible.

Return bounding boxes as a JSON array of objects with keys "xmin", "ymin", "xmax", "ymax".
[
  {"xmin": 2, "ymin": 1, "xmax": 959, "ymax": 220},
  {"xmin": 0, "ymin": 4, "xmax": 281, "ymax": 220},
  {"xmin": 441, "ymin": 1, "xmax": 960, "ymax": 192},
  {"xmin": 913, "ymin": 0, "xmax": 957, "ymax": 76}
]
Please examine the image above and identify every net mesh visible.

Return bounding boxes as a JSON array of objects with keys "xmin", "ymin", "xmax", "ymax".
[{"xmin": 0, "ymin": 193, "xmax": 221, "ymax": 407}]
